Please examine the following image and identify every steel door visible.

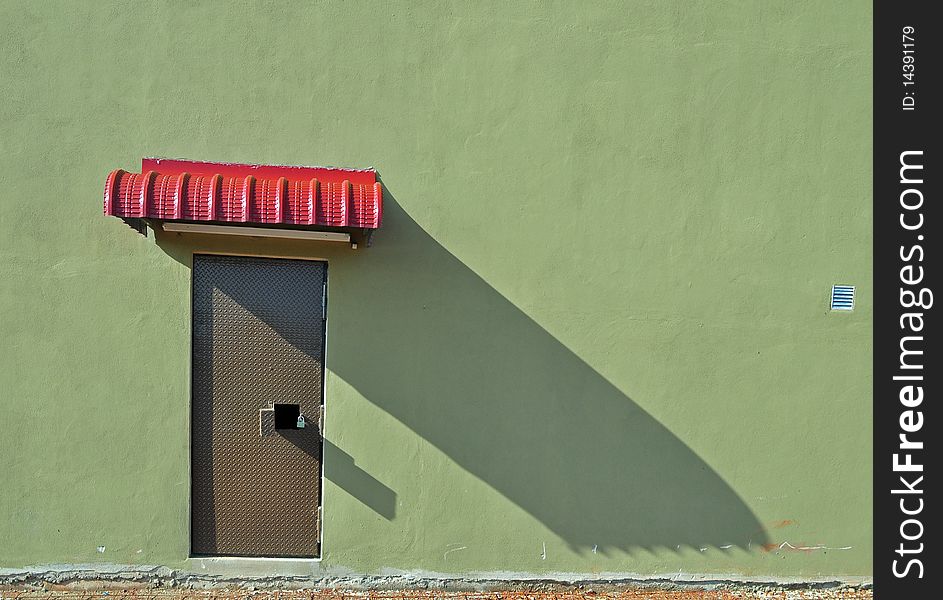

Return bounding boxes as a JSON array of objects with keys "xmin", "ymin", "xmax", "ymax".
[{"xmin": 191, "ymin": 254, "xmax": 325, "ymax": 557}]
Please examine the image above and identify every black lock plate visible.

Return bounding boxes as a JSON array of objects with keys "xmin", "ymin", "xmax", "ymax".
[{"xmin": 273, "ymin": 403, "xmax": 301, "ymax": 430}]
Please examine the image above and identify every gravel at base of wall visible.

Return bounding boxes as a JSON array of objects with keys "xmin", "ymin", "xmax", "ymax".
[{"xmin": 0, "ymin": 584, "xmax": 873, "ymax": 600}]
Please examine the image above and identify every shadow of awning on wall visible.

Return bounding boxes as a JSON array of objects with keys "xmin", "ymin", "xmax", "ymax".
[{"xmin": 155, "ymin": 182, "xmax": 769, "ymax": 555}]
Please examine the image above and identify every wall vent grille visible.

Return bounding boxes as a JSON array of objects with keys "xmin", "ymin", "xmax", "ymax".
[{"xmin": 830, "ymin": 285, "xmax": 855, "ymax": 311}]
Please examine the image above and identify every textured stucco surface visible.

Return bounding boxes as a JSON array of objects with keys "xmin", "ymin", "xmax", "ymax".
[{"xmin": 0, "ymin": 0, "xmax": 871, "ymax": 581}]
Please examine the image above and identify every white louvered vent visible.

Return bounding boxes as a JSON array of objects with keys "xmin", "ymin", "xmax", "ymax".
[{"xmin": 830, "ymin": 285, "xmax": 855, "ymax": 311}]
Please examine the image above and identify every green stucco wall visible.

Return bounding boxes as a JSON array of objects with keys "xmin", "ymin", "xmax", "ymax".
[{"xmin": 0, "ymin": 0, "xmax": 871, "ymax": 580}]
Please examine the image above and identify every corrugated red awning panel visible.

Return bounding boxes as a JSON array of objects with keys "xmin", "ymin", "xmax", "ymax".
[{"xmin": 104, "ymin": 158, "xmax": 382, "ymax": 229}]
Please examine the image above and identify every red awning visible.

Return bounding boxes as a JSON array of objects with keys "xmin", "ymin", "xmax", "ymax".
[{"xmin": 104, "ymin": 159, "xmax": 382, "ymax": 238}]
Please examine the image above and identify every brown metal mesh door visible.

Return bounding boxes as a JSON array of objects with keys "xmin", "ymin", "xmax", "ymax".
[{"xmin": 191, "ymin": 255, "xmax": 325, "ymax": 557}]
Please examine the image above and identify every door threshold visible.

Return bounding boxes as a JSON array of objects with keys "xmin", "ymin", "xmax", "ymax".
[{"xmin": 185, "ymin": 555, "xmax": 323, "ymax": 578}]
